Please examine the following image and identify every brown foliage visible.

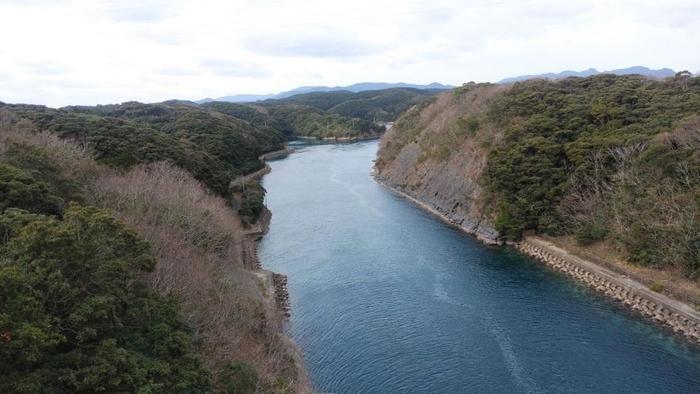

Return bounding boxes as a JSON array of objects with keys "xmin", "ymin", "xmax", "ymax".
[{"xmin": 0, "ymin": 125, "xmax": 308, "ymax": 392}]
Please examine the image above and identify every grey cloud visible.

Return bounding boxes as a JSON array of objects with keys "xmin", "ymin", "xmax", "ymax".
[
  {"xmin": 245, "ymin": 34, "xmax": 382, "ymax": 58},
  {"xmin": 200, "ymin": 59, "xmax": 270, "ymax": 78}
]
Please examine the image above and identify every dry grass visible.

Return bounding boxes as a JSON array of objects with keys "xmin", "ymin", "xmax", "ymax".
[
  {"xmin": 0, "ymin": 123, "xmax": 309, "ymax": 392},
  {"xmin": 550, "ymin": 235, "xmax": 700, "ymax": 309}
]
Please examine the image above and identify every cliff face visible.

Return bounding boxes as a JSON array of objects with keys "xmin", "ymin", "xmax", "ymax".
[{"xmin": 375, "ymin": 84, "xmax": 506, "ymax": 243}]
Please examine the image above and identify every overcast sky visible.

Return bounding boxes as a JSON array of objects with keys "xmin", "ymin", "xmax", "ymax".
[{"xmin": 1, "ymin": 0, "xmax": 699, "ymax": 107}]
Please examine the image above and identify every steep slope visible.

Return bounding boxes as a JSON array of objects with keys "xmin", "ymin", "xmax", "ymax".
[
  {"xmin": 377, "ymin": 74, "xmax": 700, "ymax": 279},
  {"xmin": 375, "ymin": 83, "xmax": 506, "ymax": 243},
  {"xmin": 0, "ymin": 109, "xmax": 310, "ymax": 392},
  {"xmin": 2, "ymin": 101, "xmax": 286, "ymax": 196}
]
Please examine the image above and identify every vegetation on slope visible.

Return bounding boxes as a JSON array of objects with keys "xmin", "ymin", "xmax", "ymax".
[
  {"xmin": 202, "ymin": 88, "xmax": 444, "ymax": 140},
  {"xmin": 269, "ymin": 88, "xmax": 443, "ymax": 122},
  {"xmin": 0, "ymin": 112, "xmax": 307, "ymax": 391},
  {"xmin": 204, "ymin": 101, "xmax": 384, "ymax": 139},
  {"xmin": 0, "ymin": 145, "xmax": 210, "ymax": 392},
  {"xmin": 2, "ymin": 101, "xmax": 286, "ymax": 197},
  {"xmin": 380, "ymin": 73, "xmax": 700, "ymax": 278}
]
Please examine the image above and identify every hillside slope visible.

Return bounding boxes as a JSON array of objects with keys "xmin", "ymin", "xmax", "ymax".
[
  {"xmin": 377, "ymin": 74, "xmax": 700, "ymax": 284},
  {"xmin": 0, "ymin": 108, "xmax": 310, "ymax": 392},
  {"xmin": 268, "ymin": 87, "xmax": 445, "ymax": 122},
  {"xmin": 203, "ymin": 101, "xmax": 384, "ymax": 140},
  {"xmin": 2, "ymin": 101, "xmax": 286, "ymax": 196}
]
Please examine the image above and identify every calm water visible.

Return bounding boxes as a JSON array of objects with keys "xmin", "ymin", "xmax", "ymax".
[{"xmin": 259, "ymin": 141, "xmax": 700, "ymax": 393}]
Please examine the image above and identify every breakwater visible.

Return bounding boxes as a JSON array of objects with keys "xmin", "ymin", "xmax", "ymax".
[{"xmin": 516, "ymin": 237, "xmax": 700, "ymax": 343}]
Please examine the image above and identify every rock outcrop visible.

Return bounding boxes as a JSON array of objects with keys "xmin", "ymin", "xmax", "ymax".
[{"xmin": 375, "ymin": 84, "xmax": 506, "ymax": 244}]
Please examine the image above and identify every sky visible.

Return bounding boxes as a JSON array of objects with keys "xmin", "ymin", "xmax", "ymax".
[{"xmin": 1, "ymin": 0, "xmax": 699, "ymax": 107}]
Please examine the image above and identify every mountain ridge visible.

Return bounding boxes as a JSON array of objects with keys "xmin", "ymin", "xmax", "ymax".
[
  {"xmin": 498, "ymin": 66, "xmax": 677, "ymax": 84},
  {"xmin": 198, "ymin": 82, "xmax": 452, "ymax": 103}
]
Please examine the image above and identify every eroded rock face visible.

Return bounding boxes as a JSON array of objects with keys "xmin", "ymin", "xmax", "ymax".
[{"xmin": 375, "ymin": 85, "xmax": 505, "ymax": 244}]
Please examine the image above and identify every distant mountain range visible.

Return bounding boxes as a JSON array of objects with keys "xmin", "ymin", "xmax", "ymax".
[
  {"xmin": 197, "ymin": 82, "xmax": 452, "ymax": 103},
  {"xmin": 498, "ymin": 66, "xmax": 677, "ymax": 84},
  {"xmin": 196, "ymin": 68, "xmax": 687, "ymax": 104}
]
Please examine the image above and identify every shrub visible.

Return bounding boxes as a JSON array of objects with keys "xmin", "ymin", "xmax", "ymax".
[
  {"xmin": 239, "ymin": 182, "xmax": 266, "ymax": 225},
  {"xmin": 575, "ymin": 222, "xmax": 608, "ymax": 245},
  {"xmin": 1, "ymin": 142, "xmax": 83, "ymax": 204},
  {"xmin": 218, "ymin": 362, "xmax": 259, "ymax": 394},
  {"xmin": 0, "ymin": 163, "xmax": 63, "ymax": 216},
  {"xmin": 649, "ymin": 282, "xmax": 665, "ymax": 292}
]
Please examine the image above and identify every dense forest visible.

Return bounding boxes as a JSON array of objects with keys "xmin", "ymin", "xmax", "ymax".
[
  {"xmin": 203, "ymin": 101, "xmax": 384, "ymax": 139},
  {"xmin": 266, "ymin": 87, "xmax": 442, "ymax": 122},
  {"xmin": 3, "ymin": 101, "xmax": 284, "ymax": 197},
  {"xmin": 379, "ymin": 73, "xmax": 700, "ymax": 278},
  {"xmin": 199, "ymin": 87, "xmax": 446, "ymax": 139},
  {"xmin": 0, "ymin": 103, "xmax": 308, "ymax": 391}
]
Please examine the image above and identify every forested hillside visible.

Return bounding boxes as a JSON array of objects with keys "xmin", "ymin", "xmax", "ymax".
[
  {"xmin": 203, "ymin": 101, "xmax": 384, "ymax": 139},
  {"xmin": 377, "ymin": 73, "xmax": 700, "ymax": 279},
  {"xmin": 268, "ymin": 88, "xmax": 443, "ymax": 122},
  {"xmin": 3, "ymin": 101, "xmax": 285, "ymax": 197},
  {"xmin": 0, "ymin": 107, "xmax": 308, "ymax": 392}
]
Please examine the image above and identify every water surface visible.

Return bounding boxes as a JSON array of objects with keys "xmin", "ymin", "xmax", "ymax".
[{"xmin": 259, "ymin": 141, "xmax": 700, "ymax": 393}]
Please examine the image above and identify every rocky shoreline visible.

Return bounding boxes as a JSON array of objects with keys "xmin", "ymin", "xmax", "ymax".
[
  {"xmin": 240, "ymin": 192, "xmax": 309, "ymax": 390},
  {"xmin": 375, "ymin": 176, "xmax": 700, "ymax": 344},
  {"xmin": 374, "ymin": 176, "xmax": 500, "ymax": 245}
]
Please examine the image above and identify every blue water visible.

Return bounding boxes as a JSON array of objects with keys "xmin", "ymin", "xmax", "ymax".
[{"xmin": 259, "ymin": 141, "xmax": 700, "ymax": 393}]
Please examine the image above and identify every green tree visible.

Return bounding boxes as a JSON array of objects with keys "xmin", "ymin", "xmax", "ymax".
[
  {"xmin": 0, "ymin": 163, "xmax": 63, "ymax": 215},
  {"xmin": 0, "ymin": 205, "xmax": 210, "ymax": 392}
]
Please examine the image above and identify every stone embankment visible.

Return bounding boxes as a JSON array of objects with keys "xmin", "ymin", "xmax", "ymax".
[
  {"xmin": 272, "ymin": 273, "xmax": 291, "ymax": 317},
  {"xmin": 516, "ymin": 236, "xmax": 700, "ymax": 343},
  {"xmin": 232, "ymin": 164, "xmax": 271, "ymax": 189},
  {"xmin": 259, "ymin": 147, "xmax": 293, "ymax": 161}
]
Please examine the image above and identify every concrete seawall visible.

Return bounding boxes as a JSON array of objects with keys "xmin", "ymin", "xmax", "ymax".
[{"xmin": 516, "ymin": 236, "xmax": 700, "ymax": 343}]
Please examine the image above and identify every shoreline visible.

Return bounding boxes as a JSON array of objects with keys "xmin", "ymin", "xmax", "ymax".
[
  {"xmin": 295, "ymin": 133, "xmax": 383, "ymax": 142},
  {"xmin": 243, "ymin": 156, "xmax": 312, "ymax": 391},
  {"xmin": 374, "ymin": 175, "xmax": 700, "ymax": 344},
  {"xmin": 241, "ymin": 209, "xmax": 312, "ymax": 391},
  {"xmin": 259, "ymin": 146, "xmax": 293, "ymax": 161},
  {"xmin": 374, "ymin": 175, "xmax": 500, "ymax": 245}
]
